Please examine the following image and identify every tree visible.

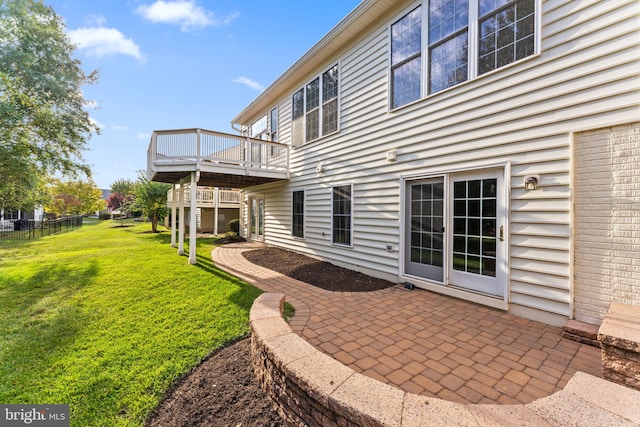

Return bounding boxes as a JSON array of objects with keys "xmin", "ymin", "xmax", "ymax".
[
  {"xmin": 0, "ymin": 155, "xmax": 47, "ymax": 211},
  {"xmin": 46, "ymin": 178, "xmax": 105, "ymax": 216},
  {"xmin": 107, "ymin": 178, "xmax": 135, "ymax": 217},
  {"xmin": 0, "ymin": 0, "xmax": 99, "ymax": 211},
  {"xmin": 107, "ymin": 192, "xmax": 125, "ymax": 211},
  {"xmin": 132, "ymin": 175, "xmax": 171, "ymax": 233},
  {"xmin": 110, "ymin": 179, "xmax": 135, "ymax": 197}
]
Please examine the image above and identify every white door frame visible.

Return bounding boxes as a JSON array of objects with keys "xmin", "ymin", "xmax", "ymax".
[
  {"xmin": 400, "ymin": 163, "xmax": 510, "ymax": 308},
  {"xmin": 447, "ymin": 169, "xmax": 507, "ymax": 299},
  {"xmin": 248, "ymin": 195, "xmax": 265, "ymax": 241}
]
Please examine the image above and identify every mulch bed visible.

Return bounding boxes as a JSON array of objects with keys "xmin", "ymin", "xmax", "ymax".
[
  {"xmin": 145, "ymin": 338, "xmax": 283, "ymax": 427},
  {"xmin": 242, "ymin": 246, "xmax": 395, "ymax": 292},
  {"xmin": 147, "ymin": 245, "xmax": 394, "ymax": 426}
]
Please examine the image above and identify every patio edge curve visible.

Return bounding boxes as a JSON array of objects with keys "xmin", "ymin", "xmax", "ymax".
[{"xmin": 250, "ymin": 293, "xmax": 640, "ymax": 427}]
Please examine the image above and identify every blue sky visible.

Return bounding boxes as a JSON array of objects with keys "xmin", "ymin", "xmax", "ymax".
[{"xmin": 46, "ymin": 0, "xmax": 361, "ymax": 189}]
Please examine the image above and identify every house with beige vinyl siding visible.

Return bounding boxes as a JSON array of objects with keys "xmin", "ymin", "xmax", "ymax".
[{"xmin": 147, "ymin": 0, "xmax": 639, "ymax": 327}]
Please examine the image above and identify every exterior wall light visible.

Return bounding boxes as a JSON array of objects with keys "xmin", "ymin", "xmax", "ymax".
[
  {"xmin": 387, "ymin": 149, "xmax": 398, "ymax": 162},
  {"xmin": 524, "ymin": 175, "xmax": 540, "ymax": 191}
]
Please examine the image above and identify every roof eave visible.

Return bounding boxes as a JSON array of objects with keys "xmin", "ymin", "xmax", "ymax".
[{"xmin": 231, "ymin": 0, "xmax": 398, "ymax": 127}]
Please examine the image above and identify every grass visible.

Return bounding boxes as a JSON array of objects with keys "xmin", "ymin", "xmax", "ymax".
[{"xmin": 0, "ymin": 220, "xmax": 263, "ymax": 426}]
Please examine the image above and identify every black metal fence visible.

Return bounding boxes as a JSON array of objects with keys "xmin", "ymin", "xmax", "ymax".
[{"xmin": 0, "ymin": 216, "xmax": 83, "ymax": 242}]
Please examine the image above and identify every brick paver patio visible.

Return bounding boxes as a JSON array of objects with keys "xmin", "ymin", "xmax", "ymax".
[{"xmin": 212, "ymin": 242, "xmax": 602, "ymax": 405}]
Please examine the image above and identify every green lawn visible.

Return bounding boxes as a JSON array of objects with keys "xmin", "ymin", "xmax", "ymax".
[{"xmin": 0, "ymin": 220, "xmax": 262, "ymax": 426}]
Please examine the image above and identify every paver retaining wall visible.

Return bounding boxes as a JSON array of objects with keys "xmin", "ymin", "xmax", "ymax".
[{"xmin": 249, "ymin": 293, "xmax": 640, "ymax": 426}]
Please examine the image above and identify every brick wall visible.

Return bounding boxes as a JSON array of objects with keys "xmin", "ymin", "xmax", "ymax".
[{"xmin": 574, "ymin": 122, "xmax": 640, "ymax": 325}]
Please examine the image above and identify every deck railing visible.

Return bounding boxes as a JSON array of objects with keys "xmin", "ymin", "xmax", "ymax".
[
  {"xmin": 166, "ymin": 187, "xmax": 241, "ymax": 207},
  {"xmin": 148, "ymin": 128, "xmax": 289, "ymax": 174}
]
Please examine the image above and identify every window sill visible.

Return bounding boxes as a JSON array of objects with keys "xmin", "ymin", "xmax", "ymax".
[{"xmin": 388, "ymin": 53, "xmax": 541, "ymax": 114}]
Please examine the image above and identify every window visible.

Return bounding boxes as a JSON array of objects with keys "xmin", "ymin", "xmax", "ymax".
[
  {"xmin": 250, "ymin": 115, "xmax": 267, "ymax": 138},
  {"xmin": 292, "ymin": 89, "xmax": 304, "ymax": 147},
  {"xmin": 391, "ymin": 6, "xmax": 422, "ymax": 109},
  {"xmin": 306, "ymin": 78, "xmax": 320, "ymax": 141},
  {"xmin": 390, "ymin": 0, "xmax": 536, "ymax": 106},
  {"xmin": 269, "ymin": 107, "xmax": 278, "ymax": 142},
  {"xmin": 478, "ymin": 0, "xmax": 535, "ymax": 75},
  {"xmin": 292, "ymin": 190, "xmax": 304, "ymax": 238},
  {"xmin": 332, "ymin": 185, "xmax": 352, "ymax": 245},
  {"xmin": 291, "ymin": 64, "xmax": 339, "ymax": 146},
  {"xmin": 322, "ymin": 66, "xmax": 339, "ymax": 135},
  {"xmin": 428, "ymin": 0, "xmax": 469, "ymax": 93}
]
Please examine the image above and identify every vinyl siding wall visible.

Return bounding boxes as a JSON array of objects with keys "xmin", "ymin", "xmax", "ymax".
[{"xmin": 242, "ymin": 0, "xmax": 639, "ymax": 325}]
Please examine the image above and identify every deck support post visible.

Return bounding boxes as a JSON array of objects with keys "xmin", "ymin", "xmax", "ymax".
[
  {"xmin": 177, "ymin": 180, "xmax": 185, "ymax": 256},
  {"xmin": 214, "ymin": 187, "xmax": 219, "ymax": 236},
  {"xmin": 170, "ymin": 184, "xmax": 177, "ymax": 248},
  {"xmin": 188, "ymin": 172, "xmax": 198, "ymax": 264}
]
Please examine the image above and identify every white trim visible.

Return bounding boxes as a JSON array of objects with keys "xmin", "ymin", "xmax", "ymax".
[
  {"xmin": 569, "ymin": 130, "xmax": 576, "ymax": 319},
  {"xmin": 400, "ymin": 276, "xmax": 510, "ymax": 311}
]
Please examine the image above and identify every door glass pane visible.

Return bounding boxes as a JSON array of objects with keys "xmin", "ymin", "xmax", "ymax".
[
  {"xmin": 410, "ymin": 182, "xmax": 445, "ymax": 269},
  {"xmin": 258, "ymin": 199, "xmax": 264, "ymax": 236},
  {"xmin": 452, "ymin": 178, "xmax": 497, "ymax": 277},
  {"xmin": 250, "ymin": 200, "xmax": 257, "ymax": 235}
]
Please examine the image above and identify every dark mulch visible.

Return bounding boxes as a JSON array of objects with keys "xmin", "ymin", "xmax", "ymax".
[
  {"xmin": 146, "ymin": 338, "xmax": 283, "ymax": 427},
  {"xmin": 147, "ymin": 246, "xmax": 393, "ymax": 426},
  {"xmin": 243, "ymin": 246, "xmax": 395, "ymax": 292}
]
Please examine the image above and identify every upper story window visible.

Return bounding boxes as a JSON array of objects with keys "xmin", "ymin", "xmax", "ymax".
[
  {"xmin": 391, "ymin": 0, "xmax": 537, "ymax": 108},
  {"xmin": 269, "ymin": 107, "xmax": 278, "ymax": 142},
  {"xmin": 428, "ymin": 0, "xmax": 469, "ymax": 93},
  {"xmin": 391, "ymin": 6, "xmax": 422, "ymax": 109},
  {"xmin": 250, "ymin": 114, "xmax": 267, "ymax": 139},
  {"xmin": 478, "ymin": 0, "xmax": 535, "ymax": 75},
  {"xmin": 291, "ymin": 64, "xmax": 339, "ymax": 147}
]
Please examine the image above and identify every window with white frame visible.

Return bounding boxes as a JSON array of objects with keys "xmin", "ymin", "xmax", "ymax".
[
  {"xmin": 291, "ymin": 64, "xmax": 339, "ymax": 146},
  {"xmin": 292, "ymin": 89, "xmax": 304, "ymax": 147},
  {"xmin": 332, "ymin": 184, "xmax": 352, "ymax": 246},
  {"xmin": 250, "ymin": 114, "xmax": 267, "ymax": 138},
  {"xmin": 391, "ymin": 6, "xmax": 422, "ymax": 109},
  {"xmin": 391, "ymin": 0, "xmax": 536, "ymax": 108},
  {"xmin": 269, "ymin": 107, "xmax": 278, "ymax": 142},
  {"xmin": 292, "ymin": 190, "xmax": 304, "ymax": 238},
  {"xmin": 478, "ymin": 0, "xmax": 535, "ymax": 75}
]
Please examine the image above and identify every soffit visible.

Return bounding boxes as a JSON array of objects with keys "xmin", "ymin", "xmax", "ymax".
[{"xmin": 231, "ymin": 0, "xmax": 404, "ymax": 126}]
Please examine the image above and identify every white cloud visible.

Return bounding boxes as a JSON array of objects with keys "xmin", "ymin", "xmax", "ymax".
[
  {"xmin": 110, "ymin": 125, "xmax": 128, "ymax": 131},
  {"xmin": 233, "ymin": 77, "xmax": 264, "ymax": 92},
  {"xmin": 136, "ymin": 1, "xmax": 238, "ymax": 31},
  {"xmin": 138, "ymin": 132, "xmax": 151, "ymax": 141},
  {"xmin": 68, "ymin": 26, "xmax": 144, "ymax": 61},
  {"xmin": 84, "ymin": 14, "xmax": 107, "ymax": 27}
]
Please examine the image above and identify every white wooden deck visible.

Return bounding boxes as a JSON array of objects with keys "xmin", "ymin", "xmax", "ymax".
[{"xmin": 147, "ymin": 128, "xmax": 289, "ymax": 188}]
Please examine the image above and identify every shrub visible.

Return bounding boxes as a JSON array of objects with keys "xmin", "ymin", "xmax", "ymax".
[
  {"xmin": 99, "ymin": 212, "xmax": 112, "ymax": 220},
  {"xmin": 229, "ymin": 219, "xmax": 240, "ymax": 233}
]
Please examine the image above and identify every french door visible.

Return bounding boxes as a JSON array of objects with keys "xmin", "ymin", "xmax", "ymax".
[
  {"xmin": 249, "ymin": 197, "xmax": 264, "ymax": 241},
  {"xmin": 404, "ymin": 169, "xmax": 506, "ymax": 298}
]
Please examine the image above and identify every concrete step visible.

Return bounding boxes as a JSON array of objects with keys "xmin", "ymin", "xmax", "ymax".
[{"xmin": 525, "ymin": 372, "xmax": 640, "ymax": 426}]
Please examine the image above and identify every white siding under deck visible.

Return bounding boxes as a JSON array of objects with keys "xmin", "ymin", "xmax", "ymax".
[{"xmin": 242, "ymin": 0, "xmax": 639, "ymax": 325}]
